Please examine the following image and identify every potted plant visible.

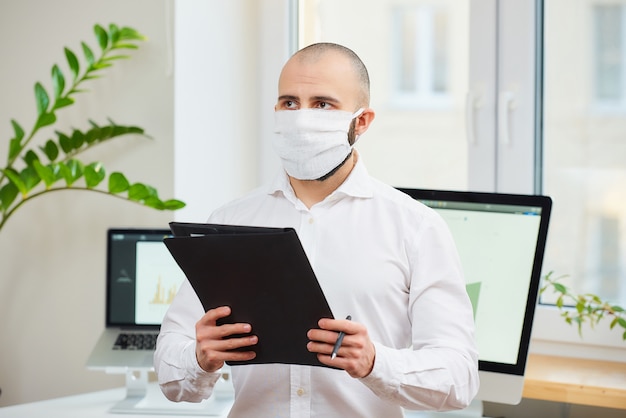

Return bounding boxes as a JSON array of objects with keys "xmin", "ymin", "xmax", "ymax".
[
  {"xmin": 0, "ymin": 23, "xmax": 184, "ymax": 233},
  {"xmin": 540, "ymin": 271, "xmax": 626, "ymax": 340}
]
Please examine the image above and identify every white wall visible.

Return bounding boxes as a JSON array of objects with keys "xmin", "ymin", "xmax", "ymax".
[
  {"xmin": 0, "ymin": 0, "xmax": 292, "ymax": 407},
  {"xmin": 173, "ymin": 0, "xmax": 290, "ymax": 222},
  {"xmin": 0, "ymin": 0, "xmax": 176, "ymax": 406}
]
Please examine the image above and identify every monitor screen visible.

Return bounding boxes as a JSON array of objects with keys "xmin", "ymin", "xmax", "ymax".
[{"xmin": 398, "ymin": 189, "xmax": 551, "ymax": 405}]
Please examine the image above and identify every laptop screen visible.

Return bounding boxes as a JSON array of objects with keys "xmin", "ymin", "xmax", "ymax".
[
  {"xmin": 106, "ymin": 228, "xmax": 187, "ymax": 327},
  {"xmin": 397, "ymin": 188, "xmax": 551, "ymax": 375}
]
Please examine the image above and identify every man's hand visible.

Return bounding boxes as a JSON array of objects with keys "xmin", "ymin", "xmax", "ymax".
[
  {"xmin": 306, "ymin": 317, "xmax": 376, "ymax": 378},
  {"xmin": 195, "ymin": 306, "xmax": 258, "ymax": 373}
]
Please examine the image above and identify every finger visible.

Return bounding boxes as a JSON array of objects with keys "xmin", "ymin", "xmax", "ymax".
[
  {"xmin": 306, "ymin": 340, "xmax": 339, "ymax": 356},
  {"xmin": 204, "ymin": 334, "xmax": 259, "ymax": 353},
  {"xmin": 196, "ymin": 321, "xmax": 254, "ymax": 345},
  {"xmin": 307, "ymin": 328, "xmax": 339, "ymax": 344},
  {"xmin": 318, "ymin": 317, "xmax": 355, "ymax": 333},
  {"xmin": 198, "ymin": 306, "xmax": 232, "ymax": 326}
]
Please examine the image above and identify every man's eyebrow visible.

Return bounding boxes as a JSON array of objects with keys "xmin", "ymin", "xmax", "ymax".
[
  {"xmin": 277, "ymin": 95, "xmax": 340, "ymax": 104},
  {"xmin": 311, "ymin": 95, "xmax": 340, "ymax": 104},
  {"xmin": 277, "ymin": 95, "xmax": 298, "ymax": 102}
]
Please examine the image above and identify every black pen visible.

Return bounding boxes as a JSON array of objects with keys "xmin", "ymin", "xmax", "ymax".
[{"xmin": 330, "ymin": 315, "xmax": 351, "ymax": 360}]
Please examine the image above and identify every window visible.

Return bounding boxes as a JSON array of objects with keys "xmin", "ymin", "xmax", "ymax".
[
  {"xmin": 391, "ymin": 5, "xmax": 451, "ymax": 107},
  {"xmin": 593, "ymin": 3, "xmax": 626, "ymax": 109},
  {"xmin": 295, "ymin": 0, "xmax": 626, "ymax": 353},
  {"xmin": 298, "ymin": 0, "xmax": 470, "ymax": 191},
  {"xmin": 541, "ymin": 0, "xmax": 626, "ymax": 311}
]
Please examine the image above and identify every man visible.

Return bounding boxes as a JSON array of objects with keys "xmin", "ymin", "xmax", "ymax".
[{"xmin": 155, "ymin": 43, "xmax": 479, "ymax": 417}]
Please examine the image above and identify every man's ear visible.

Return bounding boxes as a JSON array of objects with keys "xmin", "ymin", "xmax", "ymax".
[{"xmin": 354, "ymin": 108, "xmax": 375, "ymax": 136}]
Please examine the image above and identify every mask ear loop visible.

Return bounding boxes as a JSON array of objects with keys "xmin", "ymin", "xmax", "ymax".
[
  {"xmin": 350, "ymin": 108, "xmax": 365, "ymax": 145},
  {"xmin": 352, "ymin": 108, "xmax": 365, "ymax": 118}
]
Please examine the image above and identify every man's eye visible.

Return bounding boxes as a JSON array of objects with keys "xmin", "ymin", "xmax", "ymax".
[
  {"xmin": 285, "ymin": 101, "xmax": 296, "ymax": 108},
  {"xmin": 318, "ymin": 102, "xmax": 330, "ymax": 109}
]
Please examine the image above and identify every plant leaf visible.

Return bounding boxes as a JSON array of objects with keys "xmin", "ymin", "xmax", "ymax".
[
  {"xmin": 40, "ymin": 139, "xmax": 60, "ymax": 161},
  {"xmin": 84, "ymin": 162, "xmax": 105, "ymax": 188},
  {"xmin": 128, "ymin": 183, "xmax": 150, "ymax": 201},
  {"xmin": 59, "ymin": 160, "xmax": 83, "ymax": 186},
  {"xmin": 20, "ymin": 166, "xmax": 41, "ymax": 192},
  {"xmin": 11, "ymin": 119, "xmax": 25, "ymax": 142},
  {"xmin": 8, "ymin": 138, "xmax": 21, "ymax": 162},
  {"xmin": 109, "ymin": 24, "xmax": 120, "ymax": 44},
  {"xmin": 64, "ymin": 47, "xmax": 80, "ymax": 81},
  {"xmin": 82, "ymin": 42, "xmax": 95, "ymax": 68},
  {"xmin": 51, "ymin": 64, "xmax": 65, "ymax": 99},
  {"xmin": 85, "ymin": 126, "xmax": 101, "ymax": 144},
  {"xmin": 94, "ymin": 24, "xmax": 108, "ymax": 50},
  {"xmin": 111, "ymin": 43, "xmax": 139, "ymax": 50},
  {"xmin": 32, "ymin": 160, "xmax": 58, "ymax": 188},
  {"xmin": 92, "ymin": 62, "xmax": 113, "ymax": 70},
  {"xmin": 3, "ymin": 168, "xmax": 27, "ymax": 194},
  {"xmin": 34, "ymin": 82, "xmax": 50, "ymax": 116},
  {"xmin": 71, "ymin": 130, "xmax": 85, "ymax": 149},
  {"xmin": 108, "ymin": 172, "xmax": 129, "ymax": 193},
  {"xmin": 117, "ymin": 27, "xmax": 146, "ymax": 42},
  {"xmin": 553, "ymin": 283, "xmax": 567, "ymax": 294},
  {"xmin": 0, "ymin": 182, "xmax": 19, "ymax": 210},
  {"xmin": 144, "ymin": 195, "xmax": 164, "ymax": 210},
  {"xmin": 57, "ymin": 132, "xmax": 73, "ymax": 154},
  {"xmin": 35, "ymin": 112, "xmax": 57, "ymax": 130},
  {"xmin": 22, "ymin": 150, "xmax": 39, "ymax": 167},
  {"xmin": 163, "ymin": 199, "xmax": 186, "ymax": 210},
  {"xmin": 54, "ymin": 97, "xmax": 74, "ymax": 110}
]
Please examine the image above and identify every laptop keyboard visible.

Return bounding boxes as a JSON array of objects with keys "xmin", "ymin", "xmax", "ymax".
[{"xmin": 113, "ymin": 333, "xmax": 158, "ymax": 350}]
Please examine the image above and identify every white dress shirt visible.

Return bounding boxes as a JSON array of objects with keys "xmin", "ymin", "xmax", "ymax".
[{"xmin": 155, "ymin": 158, "xmax": 479, "ymax": 417}]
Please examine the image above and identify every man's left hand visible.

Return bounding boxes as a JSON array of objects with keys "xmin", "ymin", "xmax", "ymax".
[{"xmin": 307, "ymin": 317, "xmax": 376, "ymax": 378}]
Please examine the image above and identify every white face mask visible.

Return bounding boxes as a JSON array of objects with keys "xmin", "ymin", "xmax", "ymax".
[{"xmin": 272, "ymin": 108, "xmax": 364, "ymax": 180}]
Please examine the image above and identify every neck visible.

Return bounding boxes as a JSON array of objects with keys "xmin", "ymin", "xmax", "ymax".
[{"xmin": 289, "ymin": 151, "xmax": 358, "ymax": 209}]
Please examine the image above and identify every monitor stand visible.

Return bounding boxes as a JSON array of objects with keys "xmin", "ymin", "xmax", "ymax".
[
  {"xmin": 107, "ymin": 368, "xmax": 233, "ymax": 416},
  {"xmin": 404, "ymin": 399, "xmax": 484, "ymax": 418}
]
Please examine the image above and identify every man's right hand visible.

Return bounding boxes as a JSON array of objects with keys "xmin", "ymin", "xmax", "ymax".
[{"xmin": 195, "ymin": 306, "xmax": 258, "ymax": 372}]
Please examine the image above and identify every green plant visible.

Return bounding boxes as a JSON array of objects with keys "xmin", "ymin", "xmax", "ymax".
[
  {"xmin": 540, "ymin": 271, "xmax": 626, "ymax": 340},
  {"xmin": 0, "ymin": 23, "xmax": 184, "ymax": 232}
]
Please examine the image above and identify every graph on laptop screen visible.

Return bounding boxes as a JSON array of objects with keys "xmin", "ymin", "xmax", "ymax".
[
  {"xmin": 398, "ymin": 188, "xmax": 551, "ymax": 406},
  {"xmin": 107, "ymin": 230, "xmax": 186, "ymax": 327}
]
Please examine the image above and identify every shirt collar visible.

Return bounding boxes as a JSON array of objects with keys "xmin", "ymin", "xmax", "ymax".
[{"xmin": 267, "ymin": 154, "xmax": 375, "ymax": 202}]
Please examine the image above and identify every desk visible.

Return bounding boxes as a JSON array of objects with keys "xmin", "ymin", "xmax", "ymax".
[
  {"xmin": 0, "ymin": 383, "xmax": 233, "ymax": 418},
  {"xmin": 4, "ymin": 356, "xmax": 625, "ymax": 416},
  {"xmin": 523, "ymin": 353, "xmax": 626, "ymax": 410}
]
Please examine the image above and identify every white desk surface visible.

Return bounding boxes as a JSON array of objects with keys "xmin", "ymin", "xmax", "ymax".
[
  {"xmin": 0, "ymin": 382, "xmax": 479, "ymax": 418},
  {"xmin": 0, "ymin": 382, "xmax": 233, "ymax": 418}
]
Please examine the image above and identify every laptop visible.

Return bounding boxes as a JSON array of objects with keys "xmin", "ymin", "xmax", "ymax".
[{"xmin": 86, "ymin": 228, "xmax": 186, "ymax": 371}]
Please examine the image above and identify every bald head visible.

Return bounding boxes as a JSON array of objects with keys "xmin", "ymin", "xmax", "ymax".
[{"xmin": 289, "ymin": 43, "xmax": 370, "ymax": 107}]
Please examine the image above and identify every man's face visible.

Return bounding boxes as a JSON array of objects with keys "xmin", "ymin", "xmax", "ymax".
[{"xmin": 275, "ymin": 51, "xmax": 361, "ymax": 113}]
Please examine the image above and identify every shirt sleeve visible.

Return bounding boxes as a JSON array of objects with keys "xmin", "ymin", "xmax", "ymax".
[
  {"xmin": 154, "ymin": 278, "xmax": 222, "ymax": 402},
  {"xmin": 359, "ymin": 212, "xmax": 480, "ymax": 411}
]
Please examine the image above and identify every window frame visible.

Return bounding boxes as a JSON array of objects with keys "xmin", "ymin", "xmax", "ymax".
[{"xmin": 495, "ymin": 0, "xmax": 626, "ymax": 357}]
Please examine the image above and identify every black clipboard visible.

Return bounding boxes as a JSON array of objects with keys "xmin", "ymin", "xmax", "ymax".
[{"xmin": 164, "ymin": 222, "xmax": 335, "ymax": 368}]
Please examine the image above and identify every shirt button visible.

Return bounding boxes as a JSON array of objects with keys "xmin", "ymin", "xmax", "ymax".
[
  {"xmin": 296, "ymin": 388, "xmax": 305, "ymax": 396},
  {"xmin": 308, "ymin": 218, "xmax": 314, "ymax": 224}
]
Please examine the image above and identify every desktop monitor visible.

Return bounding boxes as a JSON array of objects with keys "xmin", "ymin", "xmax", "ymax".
[{"xmin": 398, "ymin": 188, "xmax": 552, "ymax": 406}]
